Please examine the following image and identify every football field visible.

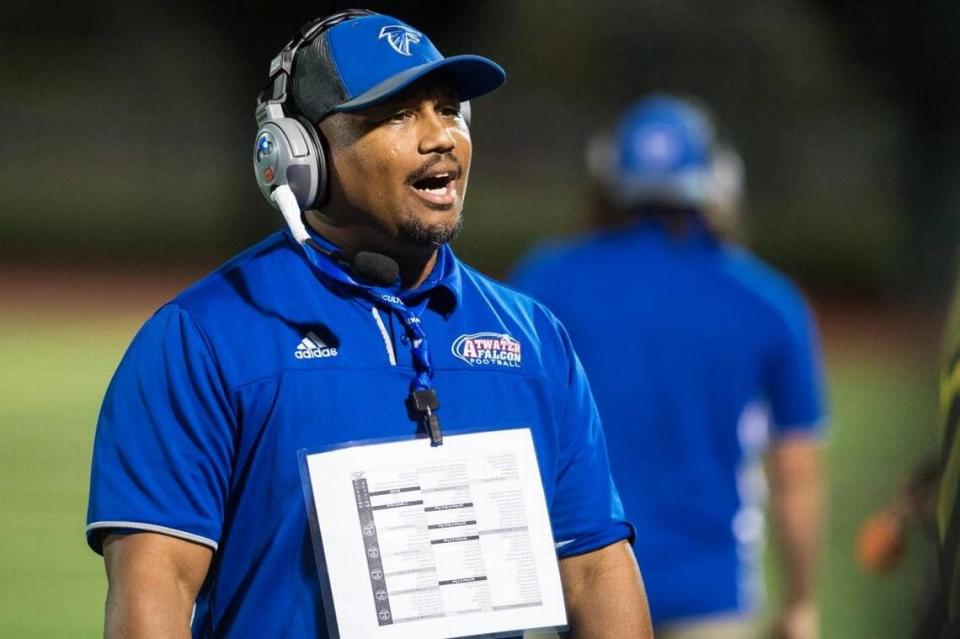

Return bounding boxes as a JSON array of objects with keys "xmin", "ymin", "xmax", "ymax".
[{"xmin": 0, "ymin": 305, "xmax": 939, "ymax": 637}]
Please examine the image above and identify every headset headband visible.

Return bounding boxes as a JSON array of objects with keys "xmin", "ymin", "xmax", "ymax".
[{"xmin": 257, "ymin": 9, "xmax": 377, "ymax": 109}]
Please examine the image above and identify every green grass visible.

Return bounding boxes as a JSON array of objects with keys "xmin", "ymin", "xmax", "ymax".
[
  {"xmin": 0, "ymin": 314, "xmax": 145, "ymax": 637},
  {"xmin": 0, "ymin": 313, "xmax": 939, "ymax": 636}
]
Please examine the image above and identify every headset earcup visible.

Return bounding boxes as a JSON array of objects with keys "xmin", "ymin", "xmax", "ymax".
[
  {"xmin": 252, "ymin": 118, "xmax": 320, "ymax": 211},
  {"xmin": 295, "ymin": 116, "xmax": 329, "ymax": 207}
]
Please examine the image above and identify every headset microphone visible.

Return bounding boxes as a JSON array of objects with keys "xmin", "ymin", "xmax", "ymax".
[
  {"xmin": 304, "ymin": 239, "xmax": 401, "ymax": 288},
  {"xmin": 271, "ymin": 184, "xmax": 399, "ymax": 286},
  {"xmin": 348, "ymin": 251, "xmax": 401, "ymax": 287},
  {"xmin": 307, "ymin": 239, "xmax": 401, "ymax": 288}
]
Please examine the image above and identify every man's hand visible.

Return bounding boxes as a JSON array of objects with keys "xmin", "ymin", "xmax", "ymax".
[
  {"xmin": 558, "ymin": 540, "xmax": 653, "ymax": 638},
  {"xmin": 103, "ymin": 532, "xmax": 213, "ymax": 639}
]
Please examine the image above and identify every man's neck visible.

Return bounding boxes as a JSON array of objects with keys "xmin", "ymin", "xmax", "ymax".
[{"xmin": 305, "ymin": 210, "xmax": 438, "ymax": 289}]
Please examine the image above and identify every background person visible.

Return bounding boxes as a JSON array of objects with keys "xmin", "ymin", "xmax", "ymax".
[
  {"xmin": 511, "ymin": 94, "xmax": 826, "ymax": 639},
  {"xmin": 939, "ymin": 273, "xmax": 960, "ymax": 637},
  {"xmin": 855, "ymin": 456, "xmax": 944, "ymax": 637},
  {"xmin": 85, "ymin": 11, "xmax": 652, "ymax": 638}
]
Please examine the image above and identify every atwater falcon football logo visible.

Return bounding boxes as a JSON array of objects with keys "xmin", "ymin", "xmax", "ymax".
[{"xmin": 451, "ymin": 332, "xmax": 522, "ymax": 368}]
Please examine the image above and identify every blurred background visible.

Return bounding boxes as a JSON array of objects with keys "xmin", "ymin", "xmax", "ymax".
[{"xmin": 1, "ymin": 0, "xmax": 957, "ymax": 635}]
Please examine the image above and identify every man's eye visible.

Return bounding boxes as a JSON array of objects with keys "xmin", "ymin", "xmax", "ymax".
[
  {"xmin": 439, "ymin": 106, "xmax": 462, "ymax": 119},
  {"xmin": 388, "ymin": 111, "xmax": 413, "ymax": 123}
]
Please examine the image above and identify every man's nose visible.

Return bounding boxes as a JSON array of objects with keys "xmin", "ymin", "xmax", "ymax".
[{"xmin": 418, "ymin": 110, "xmax": 457, "ymax": 155}]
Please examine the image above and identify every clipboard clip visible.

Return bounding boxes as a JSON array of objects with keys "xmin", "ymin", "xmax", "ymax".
[{"xmin": 410, "ymin": 389, "xmax": 443, "ymax": 447}]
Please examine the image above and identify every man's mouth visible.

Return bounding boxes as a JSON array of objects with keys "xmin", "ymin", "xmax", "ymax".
[{"xmin": 409, "ymin": 169, "xmax": 460, "ymax": 207}]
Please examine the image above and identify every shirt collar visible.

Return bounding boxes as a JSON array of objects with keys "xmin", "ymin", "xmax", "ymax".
[
  {"xmin": 286, "ymin": 228, "xmax": 462, "ymax": 315},
  {"xmin": 630, "ymin": 213, "xmax": 716, "ymax": 247}
]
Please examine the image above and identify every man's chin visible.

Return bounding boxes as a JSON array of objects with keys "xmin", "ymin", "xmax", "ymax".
[{"xmin": 397, "ymin": 215, "xmax": 463, "ymax": 248}]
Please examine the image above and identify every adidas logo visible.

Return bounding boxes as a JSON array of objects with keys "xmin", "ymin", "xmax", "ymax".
[{"xmin": 295, "ymin": 332, "xmax": 338, "ymax": 360}]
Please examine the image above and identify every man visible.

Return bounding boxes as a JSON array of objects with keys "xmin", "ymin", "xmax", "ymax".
[
  {"xmin": 85, "ymin": 11, "xmax": 652, "ymax": 638},
  {"xmin": 511, "ymin": 95, "xmax": 825, "ymax": 638}
]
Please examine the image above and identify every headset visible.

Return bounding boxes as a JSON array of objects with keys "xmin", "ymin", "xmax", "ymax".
[
  {"xmin": 253, "ymin": 9, "xmax": 376, "ymax": 219},
  {"xmin": 252, "ymin": 9, "xmax": 473, "ymax": 225}
]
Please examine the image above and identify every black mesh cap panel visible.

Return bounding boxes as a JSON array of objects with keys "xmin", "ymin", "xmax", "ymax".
[{"xmin": 289, "ymin": 33, "xmax": 348, "ymax": 124}]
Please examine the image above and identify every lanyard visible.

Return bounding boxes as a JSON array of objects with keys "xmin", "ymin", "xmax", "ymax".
[
  {"xmin": 296, "ymin": 233, "xmax": 445, "ymax": 445},
  {"xmin": 369, "ymin": 290, "xmax": 433, "ymax": 393},
  {"xmin": 367, "ymin": 289, "xmax": 443, "ymax": 446}
]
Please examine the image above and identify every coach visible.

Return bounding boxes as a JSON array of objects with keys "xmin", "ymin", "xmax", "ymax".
[
  {"xmin": 85, "ymin": 10, "xmax": 651, "ymax": 638},
  {"xmin": 512, "ymin": 95, "xmax": 825, "ymax": 638}
]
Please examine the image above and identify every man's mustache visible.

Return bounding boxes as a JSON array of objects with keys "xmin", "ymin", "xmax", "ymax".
[{"xmin": 405, "ymin": 153, "xmax": 462, "ymax": 185}]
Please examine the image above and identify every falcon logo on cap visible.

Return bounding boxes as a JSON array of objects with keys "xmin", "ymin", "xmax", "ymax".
[{"xmin": 378, "ymin": 25, "xmax": 422, "ymax": 56}]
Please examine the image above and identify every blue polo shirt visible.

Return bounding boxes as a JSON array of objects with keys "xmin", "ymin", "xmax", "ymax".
[
  {"xmin": 511, "ymin": 218, "xmax": 825, "ymax": 624},
  {"xmin": 86, "ymin": 230, "xmax": 630, "ymax": 637}
]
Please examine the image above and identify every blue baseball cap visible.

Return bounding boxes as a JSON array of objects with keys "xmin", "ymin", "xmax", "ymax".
[
  {"xmin": 589, "ymin": 94, "xmax": 717, "ymax": 208},
  {"xmin": 290, "ymin": 13, "xmax": 506, "ymax": 123}
]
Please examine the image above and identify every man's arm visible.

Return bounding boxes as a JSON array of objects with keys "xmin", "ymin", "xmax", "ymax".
[
  {"xmin": 766, "ymin": 435, "xmax": 823, "ymax": 639},
  {"xmin": 558, "ymin": 540, "xmax": 653, "ymax": 639},
  {"xmin": 103, "ymin": 532, "xmax": 213, "ymax": 638}
]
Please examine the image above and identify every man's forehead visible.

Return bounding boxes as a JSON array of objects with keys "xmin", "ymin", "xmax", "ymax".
[
  {"xmin": 356, "ymin": 75, "xmax": 460, "ymax": 115},
  {"xmin": 319, "ymin": 75, "xmax": 460, "ymax": 141}
]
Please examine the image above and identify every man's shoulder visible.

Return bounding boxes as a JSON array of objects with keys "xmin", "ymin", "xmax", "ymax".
[
  {"xmin": 718, "ymin": 245, "xmax": 814, "ymax": 328},
  {"xmin": 129, "ymin": 231, "xmax": 334, "ymax": 390},
  {"xmin": 170, "ymin": 231, "xmax": 302, "ymax": 319}
]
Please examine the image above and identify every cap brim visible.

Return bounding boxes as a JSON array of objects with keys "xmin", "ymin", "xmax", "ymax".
[{"xmin": 334, "ymin": 55, "xmax": 506, "ymax": 113}]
